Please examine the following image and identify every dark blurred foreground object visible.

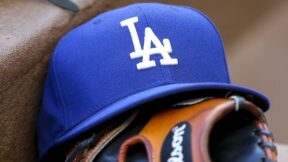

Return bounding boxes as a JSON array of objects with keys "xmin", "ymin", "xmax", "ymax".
[
  {"xmin": 64, "ymin": 97, "xmax": 277, "ymax": 162},
  {"xmin": 0, "ymin": 0, "xmax": 115, "ymax": 161}
]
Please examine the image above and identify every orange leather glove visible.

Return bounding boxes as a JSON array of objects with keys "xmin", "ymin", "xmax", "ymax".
[
  {"xmin": 64, "ymin": 96, "xmax": 276, "ymax": 162},
  {"xmin": 118, "ymin": 97, "xmax": 276, "ymax": 162}
]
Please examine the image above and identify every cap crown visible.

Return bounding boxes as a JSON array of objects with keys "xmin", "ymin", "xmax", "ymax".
[{"xmin": 38, "ymin": 3, "xmax": 230, "ymax": 158}]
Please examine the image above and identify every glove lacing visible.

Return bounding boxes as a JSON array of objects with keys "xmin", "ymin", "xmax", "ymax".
[
  {"xmin": 255, "ymin": 116, "xmax": 277, "ymax": 162},
  {"xmin": 229, "ymin": 95, "xmax": 277, "ymax": 162}
]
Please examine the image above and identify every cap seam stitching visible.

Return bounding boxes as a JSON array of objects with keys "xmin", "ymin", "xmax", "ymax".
[
  {"xmin": 135, "ymin": 5, "xmax": 168, "ymax": 82},
  {"xmin": 189, "ymin": 7, "xmax": 231, "ymax": 83},
  {"xmin": 52, "ymin": 49, "xmax": 68, "ymax": 137}
]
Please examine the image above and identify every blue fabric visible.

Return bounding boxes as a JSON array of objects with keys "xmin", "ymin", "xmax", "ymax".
[{"xmin": 37, "ymin": 3, "xmax": 269, "ymax": 159}]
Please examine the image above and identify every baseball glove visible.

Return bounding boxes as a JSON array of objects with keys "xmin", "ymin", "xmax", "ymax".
[{"xmin": 65, "ymin": 96, "xmax": 277, "ymax": 162}]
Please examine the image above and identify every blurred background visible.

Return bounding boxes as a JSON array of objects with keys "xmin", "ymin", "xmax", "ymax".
[{"xmin": 111, "ymin": 0, "xmax": 288, "ymax": 144}]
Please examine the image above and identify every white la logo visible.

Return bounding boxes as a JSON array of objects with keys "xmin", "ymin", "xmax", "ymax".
[{"xmin": 120, "ymin": 17, "xmax": 178, "ymax": 70}]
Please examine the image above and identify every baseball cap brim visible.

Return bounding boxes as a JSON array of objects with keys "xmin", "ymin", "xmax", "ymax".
[{"xmin": 53, "ymin": 82, "xmax": 269, "ymax": 148}]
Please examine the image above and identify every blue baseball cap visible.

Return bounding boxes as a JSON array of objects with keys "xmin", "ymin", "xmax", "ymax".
[{"xmin": 37, "ymin": 3, "xmax": 269, "ymax": 159}]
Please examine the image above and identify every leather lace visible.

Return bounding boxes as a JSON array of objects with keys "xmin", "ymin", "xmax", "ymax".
[{"xmin": 254, "ymin": 120, "xmax": 277, "ymax": 162}]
